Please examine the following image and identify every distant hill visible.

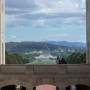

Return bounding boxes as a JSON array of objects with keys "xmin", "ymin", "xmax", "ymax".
[
  {"xmin": 48, "ymin": 41, "xmax": 86, "ymax": 48},
  {"xmin": 5, "ymin": 41, "xmax": 86, "ymax": 53}
]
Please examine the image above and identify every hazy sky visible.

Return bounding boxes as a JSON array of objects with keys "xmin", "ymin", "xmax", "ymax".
[{"xmin": 5, "ymin": 0, "xmax": 86, "ymax": 42}]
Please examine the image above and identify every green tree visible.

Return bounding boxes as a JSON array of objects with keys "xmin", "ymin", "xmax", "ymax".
[
  {"xmin": 67, "ymin": 52, "xmax": 86, "ymax": 64},
  {"xmin": 5, "ymin": 51, "xmax": 29, "ymax": 64}
]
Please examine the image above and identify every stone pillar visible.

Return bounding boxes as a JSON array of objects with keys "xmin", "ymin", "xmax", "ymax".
[
  {"xmin": 0, "ymin": 0, "xmax": 5, "ymax": 64},
  {"xmin": 71, "ymin": 85, "xmax": 76, "ymax": 90},
  {"xmin": 56, "ymin": 87, "xmax": 59, "ymax": 90},
  {"xmin": 58, "ymin": 86, "xmax": 66, "ymax": 90},
  {"xmin": 86, "ymin": 0, "xmax": 90, "ymax": 64},
  {"xmin": 33, "ymin": 87, "xmax": 36, "ymax": 90},
  {"xmin": 27, "ymin": 86, "xmax": 34, "ymax": 90},
  {"xmin": 16, "ymin": 85, "xmax": 21, "ymax": 90}
]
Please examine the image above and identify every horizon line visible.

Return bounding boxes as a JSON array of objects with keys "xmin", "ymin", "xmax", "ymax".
[{"xmin": 5, "ymin": 40, "xmax": 86, "ymax": 43}]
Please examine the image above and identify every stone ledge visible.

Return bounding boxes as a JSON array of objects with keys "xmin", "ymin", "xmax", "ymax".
[{"xmin": 0, "ymin": 64, "xmax": 89, "ymax": 74}]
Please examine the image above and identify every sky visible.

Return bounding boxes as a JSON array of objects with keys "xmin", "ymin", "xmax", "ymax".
[{"xmin": 5, "ymin": 0, "xmax": 86, "ymax": 43}]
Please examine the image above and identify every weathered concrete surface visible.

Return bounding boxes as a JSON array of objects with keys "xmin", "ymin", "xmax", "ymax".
[{"xmin": 0, "ymin": 65, "xmax": 89, "ymax": 90}]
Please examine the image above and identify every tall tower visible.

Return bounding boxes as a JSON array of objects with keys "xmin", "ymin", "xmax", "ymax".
[{"xmin": 0, "ymin": 0, "xmax": 5, "ymax": 64}]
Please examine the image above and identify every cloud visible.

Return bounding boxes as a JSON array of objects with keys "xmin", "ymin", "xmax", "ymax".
[
  {"xmin": 6, "ymin": 0, "xmax": 85, "ymax": 15},
  {"xmin": 33, "ymin": 0, "xmax": 83, "ymax": 14},
  {"xmin": 6, "ymin": 0, "xmax": 86, "ymax": 30},
  {"xmin": 9, "ymin": 35, "xmax": 17, "ymax": 39},
  {"xmin": 5, "ymin": 8, "xmax": 29, "ymax": 15},
  {"xmin": 6, "ymin": 0, "xmax": 36, "ymax": 9},
  {"xmin": 47, "ymin": 33, "xmax": 85, "ymax": 42}
]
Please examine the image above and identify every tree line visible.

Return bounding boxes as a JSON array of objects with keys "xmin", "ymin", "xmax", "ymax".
[
  {"xmin": 5, "ymin": 51, "xmax": 29, "ymax": 64},
  {"xmin": 67, "ymin": 52, "xmax": 86, "ymax": 64},
  {"xmin": 5, "ymin": 51, "xmax": 86, "ymax": 64}
]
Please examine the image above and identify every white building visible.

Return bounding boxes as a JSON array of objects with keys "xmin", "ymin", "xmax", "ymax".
[{"xmin": 35, "ymin": 53, "xmax": 56, "ymax": 61}]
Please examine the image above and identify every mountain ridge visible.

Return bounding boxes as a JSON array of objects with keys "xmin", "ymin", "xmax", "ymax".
[{"xmin": 6, "ymin": 41, "xmax": 86, "ymax": 53}]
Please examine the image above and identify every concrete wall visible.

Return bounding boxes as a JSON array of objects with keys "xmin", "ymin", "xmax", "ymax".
[{"xmin": 0, "ymin": 65, "xmax": 90, "ymax": 90}]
